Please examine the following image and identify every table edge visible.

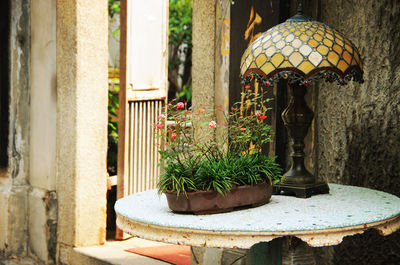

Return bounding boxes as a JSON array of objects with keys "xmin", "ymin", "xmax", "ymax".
[{"xmin": 116, "ymin": 213, "xmax": 400, "ymax": 248}]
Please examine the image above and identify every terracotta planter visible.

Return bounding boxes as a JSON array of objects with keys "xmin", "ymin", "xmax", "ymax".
[{"xmin": 164, "ymin": 182, "xmax": 272, "ymax": 215}]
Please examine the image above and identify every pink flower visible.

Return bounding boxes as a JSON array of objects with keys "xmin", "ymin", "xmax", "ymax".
[
  {"xmin": 255, "ymin": 111, "xmax": 261, "ymax": 117},
  {"xmin": 197, "ymin": 108, "xmax": 206, "ymax": 114},
  {"xmin": 160, "ymin": 96, "xmax": 166, "ymax": 100},
  {"xmin": 171, "ymin": 133, "xmax": 177, "ymax": 140},
  {"xmin": 232, "ymin": 107, "xmax": 237, "ymax": 111},
  {"xmin": 156, "ymin": 123, "xmax": 164, "ymax": 129},
  {"xmin": 176, "ymin": 102, "xmax": 185, "ymax": 109},
  {"xmin": 240, "ymin": 128, "xmax": 246, "ymax": 131},
  {"xmin": 259, "ymin": 115, "xmax": 267, "ymax": 120},
  {"xmin": 209, "ymin": 121, "xmax": 217, "ymax": 128},
  {"xmin": 158, "ymin": 114, "xmax": 165, "ymax": 120},
  {"xmin": 245, "ymin": 85, "xmax": 250, "ymax": 89}
]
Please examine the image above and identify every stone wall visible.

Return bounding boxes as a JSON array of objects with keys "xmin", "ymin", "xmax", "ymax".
[
  {"xmin": 316, "ymin": 0, "xmax": 400, "ymax": 264},
  {"xmin": 1, "ymin": 1, "xmax": 109, "ymax": 264},
  {"xmin": 1, "ymin": 1, "xmax": 59, "ymax": 263},
  {"xmin": 0, "ymin": 0, "xmax": 31, "ymax": 258}
]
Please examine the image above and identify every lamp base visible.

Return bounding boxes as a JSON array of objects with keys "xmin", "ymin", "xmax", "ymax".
[{"xmin": 273, "ymin": 182, "xmax": 329, "ymax": 198}]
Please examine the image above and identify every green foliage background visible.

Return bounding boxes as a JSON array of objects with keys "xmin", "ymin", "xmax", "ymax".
[
  {"xmin": 107, "ymin": 0, "xmax": 120, "ymax": 175},
  {"xmin": 107, "ymin": 81, "xmax": 119, "ymax": 175},
  {"xmin": 168, "ymin": 0, "xmax": 193, "ymax": 104},
  {"xmin": 108, "ymin": 0, "xmax": 120, "ymax": 18}
]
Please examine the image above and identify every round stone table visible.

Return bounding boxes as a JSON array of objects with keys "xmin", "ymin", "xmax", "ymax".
[{"xmin": 115, "ymin": 184, "xmax": 400, "ymax": 263}]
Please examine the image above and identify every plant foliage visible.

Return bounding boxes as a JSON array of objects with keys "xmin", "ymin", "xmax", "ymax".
[
  {"xmin": 107, "ymin": 79, "xmax": 119, "ymax": 175},
  {"xmin": 108, "ymin": 0, "xmax": 120, "ymax": 18},
  {"xmin": 107, "ymin": 1, "xmax": 121, "ymax": 176},
  {"xmin": 156, "ymin": 90, "xmax": 282, "ymax": 196}
]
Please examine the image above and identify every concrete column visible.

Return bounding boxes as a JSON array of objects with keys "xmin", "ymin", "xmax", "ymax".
[
  {"xmin": 190, "ymin": 0, "xmax": 231, "ymax": 263},
  {"xmin": 192, "ymin": 0, "xmax": 216, "ymax": 112},
  {"xmin": 30, "ymin": 0, "xmax": 57, "ymax": 192},
  {"xmin": 29, "ymin": 0, "xmax": 57, "ymax": 262},
  {"xmin": 56, "ymin": 0, "xmax": 108, "ymax": 263},
  {"xmin": 214, "ymin": 0, "xmax": 231, "ymax": 142},
  {"xmin": 192, "ymin": 0, "xmax": 230, "ymax": 140}
]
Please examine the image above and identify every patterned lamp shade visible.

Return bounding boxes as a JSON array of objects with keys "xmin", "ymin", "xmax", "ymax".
[{"xmin": 240, "ymin": 12, "xmax": 363, "ymax": 87}]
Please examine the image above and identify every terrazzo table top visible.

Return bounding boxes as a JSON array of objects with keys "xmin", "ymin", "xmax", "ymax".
[{"xmin": 115, "ymin": 184, "xmax": 400, "ymax": 248}]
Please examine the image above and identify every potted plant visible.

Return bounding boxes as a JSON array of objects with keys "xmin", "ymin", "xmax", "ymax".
[{"xmin": 156, "ymin": 90, "xmax": 282, "ymax": 214}]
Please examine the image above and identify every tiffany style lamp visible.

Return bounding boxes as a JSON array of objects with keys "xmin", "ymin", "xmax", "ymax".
[{"xmin": 240, "ymin": 5, "xmax": 363, "ymax": 198}]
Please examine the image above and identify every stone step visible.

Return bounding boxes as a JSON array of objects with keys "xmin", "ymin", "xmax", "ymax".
[{"xmin": 74, "ymin": 237, "xmax": 172, "ymax": 265}]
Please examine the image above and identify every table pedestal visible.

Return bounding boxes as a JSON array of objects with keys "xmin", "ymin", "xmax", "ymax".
[{"xmin": 248, "ymin": 240, "xmax": 282, "ymax": 265}]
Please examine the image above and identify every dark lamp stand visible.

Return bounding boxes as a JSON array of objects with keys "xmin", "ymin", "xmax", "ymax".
[{"xmin": 273, "ymin": 83, "xmax": 329, "ymax": 198}]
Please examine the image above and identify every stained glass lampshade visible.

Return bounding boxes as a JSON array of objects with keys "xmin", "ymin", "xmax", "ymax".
[{"xmin": 240, "ymin": 6, "xmax": 363, "ymax": 198}]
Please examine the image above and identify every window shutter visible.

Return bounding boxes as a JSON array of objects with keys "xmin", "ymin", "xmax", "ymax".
[{"xmin": 118, "ymin": 0, "xmax": 168, "ymax": 200}]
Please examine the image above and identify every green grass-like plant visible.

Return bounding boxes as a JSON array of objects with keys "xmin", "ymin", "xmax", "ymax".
[
  {"xmin": 158, "ymin": 153, "xmax": 281, "ymax": 197},
  {"xmin": 158, "ymin": 159, "xmax": 199, "ymax": 196}
]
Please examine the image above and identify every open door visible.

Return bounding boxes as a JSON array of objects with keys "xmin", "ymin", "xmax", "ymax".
[{"xmin": 117, "ymin": 0, "xmax": 168, "ymax": 238}]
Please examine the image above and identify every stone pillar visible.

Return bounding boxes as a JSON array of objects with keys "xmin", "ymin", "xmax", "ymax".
[
  {"xmin": 29, "ymin": 0, "xmax": 57, "ymax": 263},
  {"xmin": 56, "ymin": 0, "xmax": 108, "ymax": 263},
  {"xmin": 192, "ymin": 0, "xmax": 217, "ymax": 147},
  {"xmin": 192, "ymin": 0, "xmax": 216, "ymax": 112},
  {"xmin": 214, "ymin": 0, "xmax": 231, "ymax": 143},
  {"xmin": 191, "ymin": 0, "xmax": 231, "ymax": 264},
  {"xmin": 192, "ymin": 0, "xmax": 231, "ymax": 140}
]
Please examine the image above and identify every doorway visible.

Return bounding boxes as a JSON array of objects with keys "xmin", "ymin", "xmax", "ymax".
[{"xmin": 0, "ymin": 0, "xmax": 10, "ymax": 169}]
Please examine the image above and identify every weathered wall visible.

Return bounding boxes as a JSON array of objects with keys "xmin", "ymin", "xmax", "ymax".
[
  {"xmin": 2, "ymin": 0, "xmax": 109, "ymax": 263},
  {"xmin": 0, "ymin": 0, "xmax": 30, "ymax": 258},
  {"xmin": 316, "ymin": 0, "xmax": 400, "ymax": 264},
  {"xmin": 1, "ymin": 0, "xmax": 58, "ymax": 263}
]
